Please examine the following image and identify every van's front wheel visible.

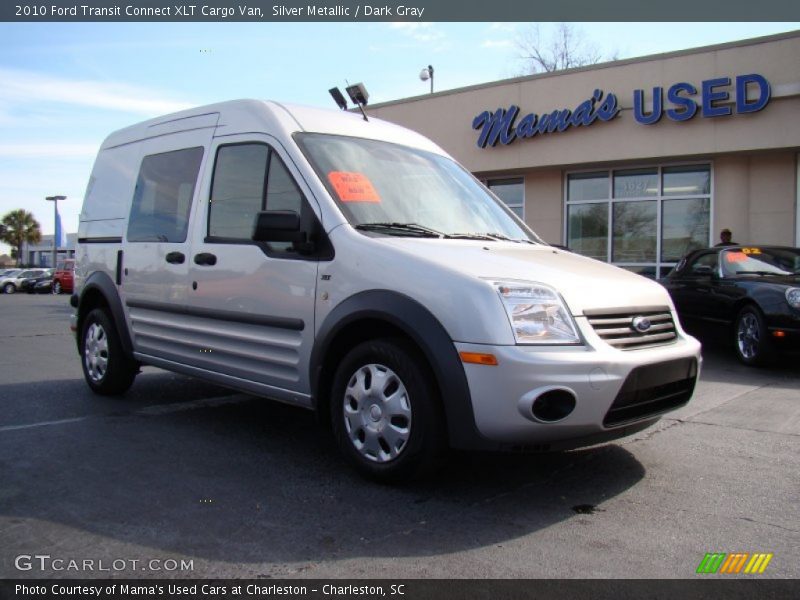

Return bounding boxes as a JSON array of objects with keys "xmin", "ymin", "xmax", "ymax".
[
  {"xmin": 330, "ymin": 339, "xmax": 445, "ymax": 482},
  {"xmin": 80, "ymin": 308, "xmax": 138, "ymax": 395}
]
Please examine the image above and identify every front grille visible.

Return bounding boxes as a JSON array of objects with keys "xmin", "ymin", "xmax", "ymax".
[
  {"xmin": 586, "ymin": 307, "xmax": 677, "ymax": 350},
  {"xmin": 603, "ymin": 358, "xmax": 697, "ymax": 427}
]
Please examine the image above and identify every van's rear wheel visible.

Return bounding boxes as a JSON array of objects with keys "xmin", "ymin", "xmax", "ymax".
[
  {"xmin": 80, "ymin": 308, "xmax": 137, "ymax": 395},
  {"xmin": 330, "ymin": 338, "xmax": 446, "ymax": 482}
]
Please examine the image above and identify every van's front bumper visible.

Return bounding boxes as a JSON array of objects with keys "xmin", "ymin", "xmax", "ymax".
[{"xmin": 454, "ymin": 331, "xmax": 702, "ymax": 450}]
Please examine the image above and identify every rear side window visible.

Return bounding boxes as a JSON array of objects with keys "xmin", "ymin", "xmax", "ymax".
[{"xmin": 127, "ymin": 147, "xmax": 204, "ymax": 242}]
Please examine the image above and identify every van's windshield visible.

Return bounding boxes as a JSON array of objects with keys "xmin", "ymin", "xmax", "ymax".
[{"xmin": 296, "ymin": 133, "xmax": 541, "ymax": 243}]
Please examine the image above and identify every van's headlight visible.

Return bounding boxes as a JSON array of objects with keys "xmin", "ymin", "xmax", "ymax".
[{"xmin": 489, "ymin": 280, "xmax": 581, "ymax": 345}]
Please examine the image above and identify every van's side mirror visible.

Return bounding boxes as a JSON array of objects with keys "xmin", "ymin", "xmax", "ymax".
[
  {"xmin": 252, "ymin": 210, "xmax": 316, "ymax": 254},
  {"xmin": 253, "ymin": 211, "xmax": 305, "ymax": 243}
]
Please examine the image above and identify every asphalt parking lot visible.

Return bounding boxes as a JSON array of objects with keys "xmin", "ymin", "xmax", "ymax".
[{"xmin": 0, "ymin": 294, "xmax": 798, "ymax": 580}]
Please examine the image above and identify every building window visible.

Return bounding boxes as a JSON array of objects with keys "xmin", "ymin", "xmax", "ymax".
[
  {"xmin": 566, "ymin": 164, "xmax": 711, "ymax": 278},
  {"xmin": 487, "ymin": 177, "xmax": 524, "ymax": 219}
]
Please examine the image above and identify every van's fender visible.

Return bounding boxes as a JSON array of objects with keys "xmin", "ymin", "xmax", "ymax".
[
  {"xmin": 310, "ymin": 290, "xmax": 491, "ymax": 450},
  {"xmin": 76, "ymin": 271, "xmax": 134, "ymax": 359}
]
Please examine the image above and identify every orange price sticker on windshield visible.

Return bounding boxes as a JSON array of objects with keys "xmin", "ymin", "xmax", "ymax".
[
  {"xmin": 725, "ymin": 251, "xmax": 747, "ymax": 263},
  {"xmin": 328, "ymin": 171, "xmax": 381, "ymax": 203},
  {"xmin": 742, "ymin": 247, "xmax": 762, "ymax": 255}
]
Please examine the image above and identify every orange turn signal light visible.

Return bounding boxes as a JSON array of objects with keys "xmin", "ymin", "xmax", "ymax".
[
  {"xmin": 459, "ymin": 351, "xmax": 498, "ymax": 366},
  {"xmin": 772, "ymin": 330, "xmax": 786, "ymax": 338}
]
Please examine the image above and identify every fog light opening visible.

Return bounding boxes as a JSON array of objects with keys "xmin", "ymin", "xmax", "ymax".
[{"xmin": 531, "ymin": 389, "xmax": 576, "ymax": 423}]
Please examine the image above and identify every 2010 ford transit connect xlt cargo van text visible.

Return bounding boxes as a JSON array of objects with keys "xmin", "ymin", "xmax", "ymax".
[{"xmin": 71, "ymin": 100, "xmax": 701, "ymax": 481}]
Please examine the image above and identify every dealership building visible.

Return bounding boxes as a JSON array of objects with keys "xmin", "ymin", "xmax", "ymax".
[{"xmin": 369, "ymin": 31, "xmax": 800, "ymax": 278}]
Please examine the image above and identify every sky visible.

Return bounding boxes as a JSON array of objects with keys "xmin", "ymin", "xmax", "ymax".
[{"xmin": 1, "ymin": 21, "xmax": 799, "ymax": 254}]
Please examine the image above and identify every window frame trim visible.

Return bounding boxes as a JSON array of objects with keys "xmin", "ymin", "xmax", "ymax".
[{"xmin": 563, "ymin": 160, "xmax": 714, "ymax": 278}]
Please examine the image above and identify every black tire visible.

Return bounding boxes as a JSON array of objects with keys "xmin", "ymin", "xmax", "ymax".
[
  {"xmin": 3, "ymin": 282, "xmax": 16, "ymax": 294},
  {"xmin": 733, "ymin": 305, "xmax": 775, "ymax": 367},
  {"xmin": 80, "ymin": 308, "xmax": 138, "ymax": 395},
  {"xmin": 330, "ymin": 338, "xmax": 447, "ymax": 483},
  {"xmin": 53, "ymin": 281, "xmax": 62, "ymax": 295}
]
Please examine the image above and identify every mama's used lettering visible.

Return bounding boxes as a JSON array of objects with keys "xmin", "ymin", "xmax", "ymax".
[{"xmin": 472, "ymin": 89, "xmax": 620, "ymax": 149}]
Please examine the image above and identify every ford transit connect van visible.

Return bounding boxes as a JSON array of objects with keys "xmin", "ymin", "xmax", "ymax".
[{"xmin": 72, "ymin": 100, "xmax": 701, "ymax": 481}]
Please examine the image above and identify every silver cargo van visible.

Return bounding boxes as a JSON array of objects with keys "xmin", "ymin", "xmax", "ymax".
[{"xmin": 72, "ymin": 100, "xmax": 701, "ymax": 481}]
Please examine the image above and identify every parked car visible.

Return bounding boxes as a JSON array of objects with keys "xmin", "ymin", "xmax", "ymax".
[
  {"xmin": 662, "ymin": 246, "xmax": 800, "ymax": 366},
  {"xmin": 21, "ymin": 269, "xmax": 55, "ymax": 293},
  {"xmin": 1, "ymin": 268, "xmax": 49, "ymax": 294},
  {"xmin": 34, "ymin": 279, "xmax": 54, "ymax": 294},
  {"xmin": 52, "ymin": 259, "xmax": 75, "ymax": 294},
  {"xmin": 72, "ymin": 99, "xmax": 701, "ymax": 481}
]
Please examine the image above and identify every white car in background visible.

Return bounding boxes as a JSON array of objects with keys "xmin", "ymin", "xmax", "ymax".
[{"xmin": 1, "ymin": 269, "xmax": 49, "ymax": 294}]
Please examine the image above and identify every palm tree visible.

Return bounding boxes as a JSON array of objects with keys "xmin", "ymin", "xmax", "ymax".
[{"xmin": 1, "ymin": 209, "xmax": 42, "ymax": 266}]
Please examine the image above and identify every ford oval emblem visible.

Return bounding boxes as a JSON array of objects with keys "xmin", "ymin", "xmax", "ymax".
[{"xmin": 631, "ymin": 316, "xmax": 652, "ymax": 333}]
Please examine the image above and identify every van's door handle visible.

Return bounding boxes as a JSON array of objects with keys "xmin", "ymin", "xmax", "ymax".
[
  {"xmin": 165, "ymin": 251, "xmax": 185, "ymax": 264},
  {"xmin": 194, "ymin": 253, "xmax": 217, "ymax": 266}
]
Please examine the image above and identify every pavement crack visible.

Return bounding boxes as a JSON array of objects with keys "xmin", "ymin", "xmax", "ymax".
[
  {"xmin": 0, "ymin": 332, "xmax": 71, "ymax": 339},
  {"xmin": 679, "ymin": 419, "xmax": 800, "ymax": 438},
  {"xmin": 619, "ymin": 497, "xmax": 799, "ymax": 535}
]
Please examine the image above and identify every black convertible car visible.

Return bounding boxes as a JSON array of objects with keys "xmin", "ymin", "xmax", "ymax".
[{"xmin": 662, "ymin": 246, "xmax": 800, "ymax": 366}]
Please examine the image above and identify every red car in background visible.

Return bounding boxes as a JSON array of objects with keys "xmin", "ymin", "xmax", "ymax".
[{"xmin": 52, "ymin": 259, "xmax": 75, "ymax": 295}]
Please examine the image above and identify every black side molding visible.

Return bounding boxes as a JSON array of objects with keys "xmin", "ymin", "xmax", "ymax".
[
  {"xmin": 77, "ymin": 236, "xmax": 123, "ymax": 244},
  {"xmin": 125, "ymin": 299, "xmax": 305, "ymax": 331},
  {"xmin": 77, "ymin": 271, "xmax": 134, "ymax": 358}
]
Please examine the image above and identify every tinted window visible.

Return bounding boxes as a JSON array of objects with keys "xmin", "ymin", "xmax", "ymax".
[
  {"xmin": 663, "ymin": 165, "xmax": 710, "ymax": 196},
  {"xmin": 613, "ymin": 168, "xmax": 658, "ymax": 199},
  {"xmin": 209, "ymin": 144, "xmax": 269, "ymax": 238},
  {"xmin": 567, "ymin": 203, "xmax": 607, "ymax": 260},
  {"xmin": 661, "ymin": 198, "xmax": 710, "ymax": 262},
  {"xmin": 127, "ymin": 147, "xmax": 204, "ymax": 243},
  {"xmin": 687, "ymin": 252, "xmax": 718, "ymax": 274},
  {"xmin": 266, "ymin": 154, "xmax": 303, "ymax": 213},
  {"xmin": 568, "ymin": 172, "xmax": 608, "ymax": 201},
  {"xmin": 207, "ymin": 144, "xmax": 306, "ymax": 251},
  {"xmin": 612, "ymin": 201, "xmax": 657, "ymax": 262}
]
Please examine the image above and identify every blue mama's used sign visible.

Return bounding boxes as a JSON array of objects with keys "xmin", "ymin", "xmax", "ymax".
[{"xmin": 472, "ymin": 73, "xmax": 771, "ymax": 149}]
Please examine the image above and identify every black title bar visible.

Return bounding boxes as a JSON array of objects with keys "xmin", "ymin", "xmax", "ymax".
[{"xmin": 3, "ymin": 0, "xmax": 800, "ymax": 22}]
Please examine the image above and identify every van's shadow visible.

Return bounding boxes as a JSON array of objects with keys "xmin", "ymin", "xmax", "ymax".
[{"xmin": 1, "ymin": 373, "xmax": 646, "ymax": 568}]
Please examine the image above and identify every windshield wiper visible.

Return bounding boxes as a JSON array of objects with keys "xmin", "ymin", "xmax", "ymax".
[
  {"xmin": 735, "ymin": 270, "xmax": 790, "ymax": 276},
  {"xmin": 449, "ymin": 232, "xmax": 535, "ymax": 243},
  {"xmin": 355, "ymin": 222, "xmax": 444, "ymax": 238}
]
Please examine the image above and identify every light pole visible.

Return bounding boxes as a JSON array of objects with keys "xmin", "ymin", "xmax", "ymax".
[
  {"xmin": 45, "ymin": 195, "xmax": 66, "ymax": 269},
  {"xmin": 419, "ymin": 65, "xmax": 434, "ymax": 94}
]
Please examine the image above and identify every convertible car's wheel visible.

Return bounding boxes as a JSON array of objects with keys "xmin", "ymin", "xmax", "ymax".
[{"xmin": 734, "ymin": 305, "xmax": 775, "ymax": 367}]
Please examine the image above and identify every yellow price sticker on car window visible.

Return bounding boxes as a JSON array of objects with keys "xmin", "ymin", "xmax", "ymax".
[{"xmin": 741, "ymin": 247, "xmax": 762, "ymax": 255}]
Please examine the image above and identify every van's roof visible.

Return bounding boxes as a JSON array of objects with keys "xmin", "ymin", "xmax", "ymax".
[{"xmin": 101, "ymin": 99, "xmax": 447, "ymax": 156}]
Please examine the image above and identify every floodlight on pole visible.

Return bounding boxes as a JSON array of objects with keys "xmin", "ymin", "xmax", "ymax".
[
  {"xmin": 419, "ymin": 65, "xmax": 434, "ymax": 94},
  {"xmin": 45, "ymin": 195, "xmax": 66, "ymax": 269},
  {"xmin": 345, "ymin": 83, "xmax": 370, "ymax": 121},
  {"xmin": 329, "ymin": 87, "xmax": 348, "ymax": 111}
]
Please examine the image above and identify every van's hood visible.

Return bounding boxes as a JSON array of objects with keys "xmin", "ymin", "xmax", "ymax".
[{"xmin": 380, "ymin": 238, "xmax": 672, "ymax": 316}]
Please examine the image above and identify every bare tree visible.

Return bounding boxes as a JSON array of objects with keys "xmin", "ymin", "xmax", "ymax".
[{"xmin": 517, "ymin": 23, "xmax": 614, "ymax": 75}]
